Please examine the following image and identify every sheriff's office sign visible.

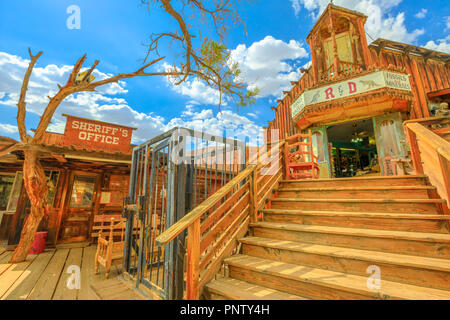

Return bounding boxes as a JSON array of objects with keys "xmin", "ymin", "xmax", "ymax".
[
  {"xmin": 63, "ymin": 115, "xmax": 135, "ymax": 153},
  {"xmin": 291, "ymin": 70, "xmax": 412, "ymax": 118}
]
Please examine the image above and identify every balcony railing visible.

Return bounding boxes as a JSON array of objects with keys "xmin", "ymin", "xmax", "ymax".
[{"xmin": 320, "ymin": 61, "xmax": 364, "ymax": 81}]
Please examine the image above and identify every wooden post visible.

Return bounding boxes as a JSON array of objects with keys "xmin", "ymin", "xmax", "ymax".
[
  {"xmin": 186, "ymin": 218, "xmax": 200, "ymax": 300},
  {"xmin": 328, "ymin": 13, "xmax": 340, "ymax": 77},
  {"xmin": 410, "ymin": 58, "xmax": 429, "ymax": 118},
  {"xmin": 308, "ymin": 36, "xmax": 318, "ymax": 83},
  {"xmin": 249, "ymin": 168, "xmax": 258, "ymax": 224},
  {"xmin": 437, "ymin": 151, "xmax": 450, "ymax": 209},
  {"xmin": 357, "ymin": 18, "xmax": 373, "ymax": 67},
  {"xmin": 405, "ymin": 125, "xmax": 424, "ymax": 174}
]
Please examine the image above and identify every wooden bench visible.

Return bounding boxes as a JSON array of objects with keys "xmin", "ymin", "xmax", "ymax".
[{"xmin": 94, "ymin": 217, "xmax": 126, "ymax": 278}]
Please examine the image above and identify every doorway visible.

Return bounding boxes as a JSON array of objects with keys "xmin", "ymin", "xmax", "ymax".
[
  {"xmin": 326, "ymin": 119, "xmax": 379, "ymax": 178},
  {"xmin": 59, "ymin": 172, "xmax": 99, "ymax": 243}
]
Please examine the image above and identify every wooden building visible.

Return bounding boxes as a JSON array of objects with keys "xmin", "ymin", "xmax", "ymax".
[
  {"xmin": 266, "ymin": 3, "xmax": 450, "ymax": 179},
  {"xmin": 0, "ymin": 114, "xmax": 135, "ymax": 248}
]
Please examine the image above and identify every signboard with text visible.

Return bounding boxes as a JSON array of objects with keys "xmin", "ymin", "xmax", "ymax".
[
  {"xmin": 291, "ymin": 71, "xmax": 412, "ymax": 118},
  {"xmin": 63, "ymin": 115, "xmax": 134, "ymax": 153}
]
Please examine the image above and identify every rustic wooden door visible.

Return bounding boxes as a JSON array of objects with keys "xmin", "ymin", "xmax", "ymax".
[{"xmin": 59, "ymin": 172, "xmax": 100, "ymax": 243}]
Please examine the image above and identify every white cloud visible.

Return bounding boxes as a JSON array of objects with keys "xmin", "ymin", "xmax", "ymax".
[
  {"xmin": 293, "ymin": 0, "xmax": 425, "ymax": 44},
  {"xmin": 414, "ymin": 8, "xmax": 427, "ymax": 19},
  {"xmin": 291, "ymin": 0, "xmax": 301, "ymax": 17},
  {"xmin": 0, "ymin": 123, "xmax": 18, "ymax": 134},
  {"xmin": 247, "ymin": 112, "xmax": 258, "ymax": 119},
  {"xmin": 172, "ymin": 78, "xmax": 222, "ymax": 105},
  {"xmin": 424, "ymin": 17, "xmax": 450, "ymax": 53},
  {"xmin": 164, "ymin": 106, "xmax": 263, "ymax": 145},
  {"xmin": 0, "ymin": 51, "xmax": 263, "ymax": 146},
  {"xmin": 229, "ymin": 36, "xmax": 309, "ymax": 97},
  {"xmin": 161, "ymin": 62, "xmax": 222, "ymax": 106},
  {"xmin": 424, "ymin": 35, "xmax": 450, "ymax": 54}
]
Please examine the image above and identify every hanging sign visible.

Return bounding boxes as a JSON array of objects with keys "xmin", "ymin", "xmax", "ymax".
[
  {"xmin": 62, "ymin": 114, "xmax": 135, "ymax": 153},
  {"xmin": 291, "ymin": 71, "xmax": 412, "ymax": 118}
]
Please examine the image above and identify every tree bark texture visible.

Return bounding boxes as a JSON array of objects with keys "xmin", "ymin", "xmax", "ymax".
[{"xmin": 10, "ymin": 150, "xmax": 48, "ymax": 263}]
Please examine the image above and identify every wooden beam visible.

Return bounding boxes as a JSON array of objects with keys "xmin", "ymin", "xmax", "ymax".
[
  {"xmin": 428, "ymin": 88, "xmax": 450, "ymax": 99},
  {"xmin": 155, "ymin": 165, "xmax": 256, "ymax": 246},
  {"xmin": 51, "ymin": 153, "xmax": 67, "ymax": 163},
  {"xmin": 63, "ymin": 154, "xmax": 131, "ymax": 164}
]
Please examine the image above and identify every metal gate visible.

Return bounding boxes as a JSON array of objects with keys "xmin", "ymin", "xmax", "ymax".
[{"xmin": 122, "ymin": 127, "xmax": 246, "ymax": 299}]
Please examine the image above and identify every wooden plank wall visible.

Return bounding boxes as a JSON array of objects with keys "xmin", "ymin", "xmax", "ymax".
[
  {"xmin": 370, "ymin": 47, "xmax": 450, "ymax": 119},
  {"xmin": 266, "ymin": 71, "xmax": 315, "ymax": 140}
]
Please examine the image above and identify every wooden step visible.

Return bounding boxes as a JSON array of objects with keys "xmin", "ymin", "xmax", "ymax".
[
  {"xmin": 250, "ymin": 222, "xmax": 450, "ymax": 258},
  {"xmin": 240, "ymin": 237, "xmax": 450, "ymax": 291},
  {"xmin": 269, "ymin": 198, "xmax": 444, "ymax": 214},
  {"xmin": 225, "ymin": 254, "xmax": 450, "ymax": 300},
  {"xmin": 261, "ymin": 209, "xmax": 450, "ymax": 233},
  {"xmin": 280, "ymin": 175, "xmax": 427, "ymax": 188},
  {"xmin": 204, "ymin": 277, "xmax": 308, "ymax": 300},
  {"xmin": 275, "ymin": 186, "xmax": 435, "ymax": 200}
]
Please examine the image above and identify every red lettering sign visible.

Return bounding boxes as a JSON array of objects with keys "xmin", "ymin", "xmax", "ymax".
[
  {"xmin": 63, "ymin": 115, "xmax": 134, "ymax": 153},
  {"xmin": 348, "ymin": 81, "xmax": 357, "ymax": 94},
  {"xmin": 324, "ymin": 87, "xmax": 335, "ymax": 99}
]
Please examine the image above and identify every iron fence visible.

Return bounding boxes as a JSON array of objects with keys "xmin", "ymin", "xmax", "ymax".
[{"xmin": 122, "ymin": 127, "xmax": 246, "ymax": 299}]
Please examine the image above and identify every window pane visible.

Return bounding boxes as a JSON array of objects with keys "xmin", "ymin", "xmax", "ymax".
[
  {"xmin": 45, "ymin": 171, "xmax": 60, "ymax": 207},
  {"xmin": 6, "ymin": 172, "xmax": 23, "ymax": 212},
  {"xmin": 69, "ymin": 176, "xmax": 96, "ymax": 208},
  {"xmin": 336, "ymin": 33, "xmax": 353, "ymax": 63},
  {"xmin": 0, "ymin": 175, "xmax": 15, "ymax": 211}
]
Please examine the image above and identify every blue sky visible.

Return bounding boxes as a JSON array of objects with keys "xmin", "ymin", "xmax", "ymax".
[{"xmin": 0, "ymin": 0, "xmax": 449, "ymax": 144}]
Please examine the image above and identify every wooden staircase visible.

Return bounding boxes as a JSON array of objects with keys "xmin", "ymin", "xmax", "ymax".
[{"xmin": 204, "ymin": 175, "xmax": 450, "ymax": 300}]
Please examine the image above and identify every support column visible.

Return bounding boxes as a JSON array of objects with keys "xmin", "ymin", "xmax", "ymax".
[{"xmin": 328, "ymin": 12, "xmax": 340, "ymax": 76}]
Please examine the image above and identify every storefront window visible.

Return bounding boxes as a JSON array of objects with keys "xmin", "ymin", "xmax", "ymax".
[
  {"xmin": 45, "ymin": 171, "xmax": 60, "ymax": 206},
  {"xmin": 0, "ymin": 174, "xmax": 15, "ymax": 211},
  {"xmin": 69, "ymin": 176, "xmax": 96, "ymax": 208},
  {"xmin": 312, "ymin": 131, "xmax": 325, "ymax": 162}
]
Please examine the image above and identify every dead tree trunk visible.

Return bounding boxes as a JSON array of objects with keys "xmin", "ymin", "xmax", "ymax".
[{"xmin": 10, "ymin": 150, "xmax": 48, "ymax": 263}]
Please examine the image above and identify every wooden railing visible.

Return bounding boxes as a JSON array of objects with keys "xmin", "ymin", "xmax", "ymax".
[
  {"xmin": 320, "ymin": 61, "xmax": 363, "ymax": 81},
  {"xmin": 404, "ymin": 117, "xmax": 450, "ymax": 207},
  {"xmin": 155, "ymin": 141, "xmax": 285, "ymax": 299}
]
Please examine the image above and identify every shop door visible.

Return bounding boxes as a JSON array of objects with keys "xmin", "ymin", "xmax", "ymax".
[
  {"xmin": 373, "ymin": 112, "xmax": 407, "ymax": 176},
  {"xmin": 60, "ymin": 172, "xmax": 99, "ymax": 243}
]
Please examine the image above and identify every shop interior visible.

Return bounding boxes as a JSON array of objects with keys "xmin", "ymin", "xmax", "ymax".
[{"xmin": 326, "ymin": 119, "xmax": 380, "ymax": 178}]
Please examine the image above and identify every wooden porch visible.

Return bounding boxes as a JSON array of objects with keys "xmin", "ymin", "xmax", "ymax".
[{"xmin": 0, "ymin": 244, "xmax": 143, "ymax": 300}]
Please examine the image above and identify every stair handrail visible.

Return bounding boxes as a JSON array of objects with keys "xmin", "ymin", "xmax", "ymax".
[
  {"xmin": 155, "ymin": 140, "xmax": 285, "ymax": 299},
  {"xmin": 155, "ymin": 164, "xmax": 256, "ymax": 247},
  {"xmin": 404, "ymin": 119, "xmax": 450, "ymax": 207}
]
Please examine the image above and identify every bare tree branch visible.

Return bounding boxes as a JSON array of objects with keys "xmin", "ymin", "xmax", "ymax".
[
  {"xmin": 32, "ymin": 55, "xmax": 187, "ymax": 143},
  {"xmin": 17, "ymin": 49, "xmax": 42, "ymax": 143}
]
